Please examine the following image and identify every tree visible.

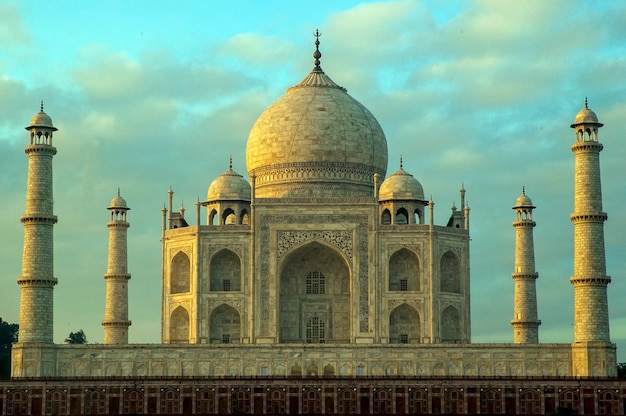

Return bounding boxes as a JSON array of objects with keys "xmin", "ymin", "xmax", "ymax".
[
  {"xmin": 65, "ymin": 329, "xmax": 87, "ymax": 344},
  {"xmin": 0, "ymin": 318, "xmax": 19, "ymax": 379},
  {"xmin": 618, "ymin": 362, "xmax": 626, "ymax": 378}
]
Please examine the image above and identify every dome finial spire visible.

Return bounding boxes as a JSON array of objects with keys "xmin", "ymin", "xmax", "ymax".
[
  {"xmin": 313, "ymin": 29, "xmax": 323, "ymax": 73},
  {"xmin": 40, "ymin": 100, "xmax": 44, "ymax": 112},
  {"xmin": 585, "ymin": 96, "xmax": 588, "ymax": 109},
  {"xmin": 399, "ymin": 155, "xmax": 403, "ymax": 169},
  {"xmin": 229, "ymin": 155, "xmax": 233, "ymax": 171},
  {"xmin": 522, "ymin": 185, "xmax": 525, "ymax": 195}
]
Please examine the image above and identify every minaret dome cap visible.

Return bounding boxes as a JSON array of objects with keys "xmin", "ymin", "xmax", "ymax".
[
  {"xmin": 513, "ymin": 189, "xmax": 535, "ymax": 209},
  {"xmin": 571, "ymin": 98, "xmax": 603, "ymax": 127},
  {"xmin": 109, "ymin": 190, "xmax": 129, "ymax": 210},
  {"xmin": 26, "ymin": 102, "xmax": 57, "ymax": 131}
]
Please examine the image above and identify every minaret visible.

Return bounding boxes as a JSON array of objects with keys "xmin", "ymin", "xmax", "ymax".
[
  {"xmin": 569, "ymin": 99, "xmax": 615, "ymax": 376},
  {"xmin": 511, "ymin": 188, "xmax": 540, "ymax": 343},
  {"xmin": 17, "ymin": 103, "xmax": 58, "ymax": 343},
  {"xmin": 569, "ymin": 100, "xmax": 611, "ymax": 343},
  {"xmin": 102, "ymin": 189, "xmax": 132, "ymax": 344}
]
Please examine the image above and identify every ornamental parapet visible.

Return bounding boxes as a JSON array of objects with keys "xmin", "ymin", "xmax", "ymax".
[
  {"xmin": 24, "ymin": 144, "xmax": 57, "ymax": 155},
  {"xmin": 511, "ymin": 319, "xmax": 541, "ymax": 327},
  {"xmin": 512, "ymin": 272, "xmax": 539, "ymax": 280},
  {"xmin": 20, "ymin": 213, "xmax": 58, "ymax": 224},
  {"xmin": 17, "ymin": 275, "xmax": 58, "ymax": 286},
  {"xmin": 512, "ymin": 220, "xmax": 536, "ymax": 227},
  {"xmin": 571, "ymin": 141, "xmax": 603, "ymax": 152},
  {"xmin": 107, "ymin": 221, "xmax": 130, "ymax": 228},
  {"xmin": 569, "ymin": 212, "xmax": 608, "ymax": 222},
  {"xmin": 104, "ymin": 273, "xmax": 131, "ymax": 280},
  {"xmin": 102, "ymin": 320, "xmax": 132, "ymax": 327},
  {"xmin": 569, "ymin": 275, "xmax": 611, "ymax": 285}
]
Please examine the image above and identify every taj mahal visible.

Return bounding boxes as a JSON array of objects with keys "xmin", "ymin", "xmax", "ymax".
[{"xmin": 10, "ymin": 35, "xmax": 617, "ymax": 380}]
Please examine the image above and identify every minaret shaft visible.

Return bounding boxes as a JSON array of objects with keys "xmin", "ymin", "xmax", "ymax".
[
  {"xmin": 18, "ymin": 109, "xmax": 58, "ymax": 344},
  {"xmin": 511, "ymin": 202, "xmax": 540, "ymax": 344},
  {"xmin": 103, "ymin": 195, "xmax": 131, "ymax": 344},
  {"xmin": 570, "ymin": 141, "xmax": 610, "ymax": 343}
]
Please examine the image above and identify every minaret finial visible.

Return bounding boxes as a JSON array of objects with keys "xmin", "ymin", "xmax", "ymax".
[
  {"xmin": 585, "ymin": 96, "xmax": 588, "ymax": 108},
  {"xmin": 117, "ymin": 187, "xmax": 121, "ymax": 197},
  {"xmin": 229, "ymin": 155, "xmax": 233, "ymax": 171},
  {"xmin": 313, "ymin": 29, "xmax": 322, "ymax": 72},
  {"xmin": 399, "ymin": 155, "xmax": 403, "ymax": 169},
  {"xmin": 522, "ymin": 185, "xmax": 525, "ymax": 195},
  {"xmin": 40, "ymin": 100, "xmax": 44, "ymax": 112}
]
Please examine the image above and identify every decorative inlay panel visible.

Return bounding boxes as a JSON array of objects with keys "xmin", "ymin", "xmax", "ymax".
[{"xmin": 277, "ymin": 231, "xmax": 353, "ymax": 259}]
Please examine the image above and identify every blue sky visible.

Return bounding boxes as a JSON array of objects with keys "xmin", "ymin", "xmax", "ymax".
[{"xmin": 1, "ymin": 0, "xmax": 625, "ymax": 361}]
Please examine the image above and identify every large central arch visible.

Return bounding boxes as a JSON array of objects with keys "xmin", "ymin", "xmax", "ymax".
[{"xmin": 278, "ymin": 241, "xmax": 351, "ymax": 343}]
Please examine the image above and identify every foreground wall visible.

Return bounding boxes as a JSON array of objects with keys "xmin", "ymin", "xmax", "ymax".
[
  {"xmin": 1, "ymin": 375, "xmax": 625, "ymax": 415},
  {"xmin": 12, "ymin": 342, "xmax": 617, "ymax": 378}
]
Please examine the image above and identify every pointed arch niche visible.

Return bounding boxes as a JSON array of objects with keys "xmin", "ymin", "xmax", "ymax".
[
  {"xmin": 441, "ymin": 305, "xmax": 461, "ymax": 343},
  {"xmin": 279, "ymin": 241, "xmax": 351, "ymax": 343},
  {"xmin": 170, "ymin": 251, "xmax": 190, "ymax": 294},
  {"xmin": 440, "ymin": 251, "xmax": 461, "ymax": 293},
  {"xmin": 170, "ymin": 306, "xmax": 189, "ymax": 343},
  {"xmin": 209, "ymin": 304, "xmax": 241, "ymax": 344},
  {"xmin": 209, "ymin": 249, "xmax": 242, "ymax": 292},
  {"xmin": 389, "ymin": 248, "xmax": 420, "ymax": 291},
  {"xmin": 389, "ymin": 303, "xmax": 421, "ymax": 344}
]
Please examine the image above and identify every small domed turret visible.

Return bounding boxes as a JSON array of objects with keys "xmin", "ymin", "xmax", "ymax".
[
  {"xmin": 378, "ymin": 160, "xmax": 424, "ymax": 201},
  {"xmin": 207, "ymin": 161, "xmax": 251, "ymax": 202}
]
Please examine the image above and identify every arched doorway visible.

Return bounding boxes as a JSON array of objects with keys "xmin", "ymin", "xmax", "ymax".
[{"xmin": 279, "ymin": 241, "xmax": 350, "ymax": 343}]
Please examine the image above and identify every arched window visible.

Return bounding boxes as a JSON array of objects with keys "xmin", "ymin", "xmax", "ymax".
[
  {"xmin": 306, "ymin": 271, "xmax": 325, "ymax": 294},
  {"xmin": 46, "ymin": 389, "xmax": 67, "ymax": 415},
  {"xmin": 373, "ymin": 389, "xmax": 392, "ymax": 414},
  {"xmin": 440, "ymin": 251, "xmax": 461, "ymax": 293},
  {"xmin": 160, "ymin": 389, "xmax": 180, "ymax": 414},
  {"xmin": 123, "ymin": 390, "xmax": 144, "ymax": 415},
  {"xmin": 208, "ymin": 209, "xmax": 218, "ymax": 225},
  {"xmin": 210, "ymin": 250, "xmax": 241, "ymax": 292},
  {"xmin": 337, "ymin": 389, "xmax": 356, "ymax": 415},
  {"xmin": 170, "ymin": 306, "xmax": 189, "ymax": 343},
  {"xmin": 196, "ymin": 389, "xmax": 215, "ymax": 414},
  {"xmin": 389, "ymin": 249, "xmax": 420, "ymax": 291},
  {"xmin": 480, "ymin": 389, "xmax": 502, "ymax": 414},
  {"xmin": 266, "ymin": 389, "xmax": 286, "ymax": 414},
  {"xmin": 409, "ymin": 389, "xmax": 428, "ymax": 414},
  {"xmin": 170, "ymin": 251, "xmax": 190, "ymax": 294},
  {"xmin": 230, "ymin": 389, "xmax": 250, "ymax": 414},
  {"xmin": 222, "ymin": 208, "xmax": 236, "ymax": 225},
  {"xmin": 445, "ymin": 389, "xmax": 464, "ymax": 415},
  {"xmin": 302, "ymin": 389, "xmax": 321, "ymax": 414},
  {"xmin": 381, "ymin": 209, "xmax": 391, "ymax": 225},
  {"xmin": 85, "ymin": 390, "xmax": 106, "ymax": 415},
  {"xmin": 441, "ymin": 306, "xmax": 461, "ymax": 343},
  {"xmin": 305, "ymin": 316, "xmax": 325, "ymax": 343},
  {"xmin": 209, "ymin": 304, "xmax": 240, "ymax": 344},
  {"xmin": 389, "ymin": 304, "xmax": 420, "ymax": 344},
  {"xmin": 240, "ymin": 210, "xmax": 250, "ymax": 225},
  {"xmin": 395, "ymin": 207, "xmax": 409, "ymax": 224},
  {"xmin": 519, "ymin": 389, "xmax": 541, "ymax": 415}
]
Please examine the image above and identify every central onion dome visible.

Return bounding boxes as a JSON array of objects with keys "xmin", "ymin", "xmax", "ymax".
[{"xmin": 246, "ymin": 33, "xmax": 388, "ymax": 198}]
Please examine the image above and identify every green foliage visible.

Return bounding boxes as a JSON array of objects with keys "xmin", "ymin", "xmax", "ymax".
[
  {"xmin": 64, "ymin": 329, "xmax": 87, "ymax": 344},
  {"xmin": 617, "ymin": 362, "xmax": 626, "ymax": 378},
  {"xmin": 0, "ymin": 317, "xmax": 19, "ymax": 379}
]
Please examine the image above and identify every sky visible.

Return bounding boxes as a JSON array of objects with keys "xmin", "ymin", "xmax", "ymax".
[{"xmin": 1, "ymin": 0, "xmax": 625, "ymax": 361}]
